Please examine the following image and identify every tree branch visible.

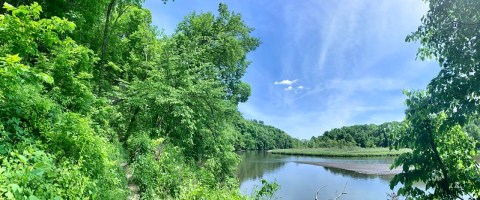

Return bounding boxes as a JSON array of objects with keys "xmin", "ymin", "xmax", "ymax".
[
  {"xmin": 314, "ymin": 185, "xmax": 326, "ymax": 200},
  {"xmin": 334, "ymin": 182, "xmax": 347, "ymax": 200}
]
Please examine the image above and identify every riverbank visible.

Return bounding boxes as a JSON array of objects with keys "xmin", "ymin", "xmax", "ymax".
[{"xmin": 268, "ymin": 147, "xmax": 411, "ymax": 157}]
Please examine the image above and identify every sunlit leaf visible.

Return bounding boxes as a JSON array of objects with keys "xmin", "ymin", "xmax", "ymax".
[
  {"xmin": 17, "ymin": 154, "xmax": 28, "ymax": 163},
  {"xmin": 5, "ymin": 54, "xmax": 21, "ymax": 64},
  {"xmin": 2, "ymin": 3, "xmax": 15, "ymax": 11},
  {"xmin": 29, "ymin": 195, "xmax": 41, "ymax": 200},
  {"xmin": 8, "ymin": 184, "xmax": 20, "ymax": 192},
  {"xmin": 37, "ymin": 72, "xmax": 54, "ymax": 84}
]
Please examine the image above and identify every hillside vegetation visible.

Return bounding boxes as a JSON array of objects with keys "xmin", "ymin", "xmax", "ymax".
[
  {"xmin": 234, "ymin": 119, "xmax": 295, "ymax": 151},
  {"xmin": 0, "ymin": 2, "xmax": 279, "ymax": 199}
]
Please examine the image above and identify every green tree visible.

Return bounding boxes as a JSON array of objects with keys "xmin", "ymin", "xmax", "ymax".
[
  {"xmin": 406, "ymin": 0, "xmax": 480, "ymax": 124},
  {"xmin": 234, "ymin": 119, "xmax": 294, "ymax": 150},
  {"xmin": 391, "ymin": 0, "xmax": 480, "ymax": 198},
  {"xmin": 116, "ymin": 3, "xmax": 260, "ymax": 197},
  {"xmin": 390, "ymin": 91, "xmax": 479, "ymax": 198},
  {"xmin": 174, "ymin": 3, "xmax": 260, "ymax": 103}
]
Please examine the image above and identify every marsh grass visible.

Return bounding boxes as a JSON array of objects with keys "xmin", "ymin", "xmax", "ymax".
[{"xmin": 268, "ymin": 147, "xmax": 411, "ymax": 157}]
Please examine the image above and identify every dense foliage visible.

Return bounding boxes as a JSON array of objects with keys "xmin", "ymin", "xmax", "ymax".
[
  {"xmin": 390, "ymin": 0, "xmax": 480, "ymax": 198},
  {"xmin": 0, "ymin": 1, "xmax": 285, "ymax": 199},
  {"xmin": 234, "ymin": 119, "xmax": 295, "ymax": 150},
  {"xmin": 464, "ymin": 116, "xmax": 480, "ymax": 149},
  {"xmin": 0, "ymin": 3, "xmax": 126, "ymax": 199},
  {"xmin": 303, "ymin": 122, "xmax": 401, "ymax": 148}
]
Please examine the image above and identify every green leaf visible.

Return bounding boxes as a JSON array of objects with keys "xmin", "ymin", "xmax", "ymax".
[
  {"xmin": 17, "ymin": 154, "xmax": 28, "ymax": 163},
  {"xmin": 8, "ymin": 184, "xmax": 20, "ymax": 192},
  {"xmin": 0, "ymin": 145, "xmax": 6, "ymax": 155},
  {"xmin": 5, "ymin": 54, "xmax": 21, "ymax": 64},
  {"xmin": 30, "ymin": 169, "xmax": 44, "ymax": 177},
  {"xmin": 106, "ymin": 62, "xmax": 123, "ymax": 72},
  {"xmin": 77, "ymin": 72, "xmax": 93, "ymax": 79},
  {"xmin": 38, "ymin": 73, "xmax": 54, "ymax": 84},
  {"xmin": 29, "ymin": 195, "xmax": 40, "ymax": 200},
  {"xmin": 3, "ymin": 3, "xmax": 15, "ymax": 11},
  {"xmin": 5, "ymin": 191, "xmax": 14, "ymax": 199},
  {"xmin": 30, "ymin": 2, "xmax": 42, "ymax": 16}
]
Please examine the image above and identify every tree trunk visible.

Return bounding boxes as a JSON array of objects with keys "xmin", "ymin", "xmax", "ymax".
[
  {"xmin": 125, "ymin": 106, "xmax": 140, "ymax": 143},
  {"xmin": 98, "ymin": 0, "xmax": 116, "ymax": 94}
]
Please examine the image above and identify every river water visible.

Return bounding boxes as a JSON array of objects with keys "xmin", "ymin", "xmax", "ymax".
[{"xmin": 237, "ymin": 151, "xmax": 401, "ymax": 200}]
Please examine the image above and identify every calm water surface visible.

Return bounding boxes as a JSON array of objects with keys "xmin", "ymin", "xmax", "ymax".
[{"xmin": 237, "ymin": 151, "xmax": 400, "ymax": 200}]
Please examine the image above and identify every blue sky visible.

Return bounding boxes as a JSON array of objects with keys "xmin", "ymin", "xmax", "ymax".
[{"xmin": 144, "ymin": 0, "xmax": 440, "ymax": 139}]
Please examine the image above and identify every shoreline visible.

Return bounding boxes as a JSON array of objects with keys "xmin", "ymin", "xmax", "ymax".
[
  {"xmin": 296, "ymin": 161, "xmax": 401, "ymax": 175},
  {"xmin": 269, "ymin": 147, "xmax": 411, "ymax": 157}
]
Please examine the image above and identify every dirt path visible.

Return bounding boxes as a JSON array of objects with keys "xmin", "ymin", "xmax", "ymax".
[
  {"xmin": 296, "ymin": 161, "xmax": 402, "ymax": 175},
  {"xmin": 121, "ymin": 162, "xmax": 140, "ymax": 200}
]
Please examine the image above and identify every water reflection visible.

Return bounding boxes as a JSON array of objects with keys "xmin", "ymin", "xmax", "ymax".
[
  {"xmin": 238, "ymin": 152, "xmax": 399, "ymax": 200},
  {"xmin": 321, "ymin": 166, "xmax": 394, "ymax": 182},
  {"xmin": 237, "ymin": 151, "xmax": 287, "ymax": 183},
  {"xmin": 238, "ymin": 152, "xmax": 476, "ymax": 199},
  {"xmin": 237, "ymin": 151, "xmax": 396, "ymax": 182}
]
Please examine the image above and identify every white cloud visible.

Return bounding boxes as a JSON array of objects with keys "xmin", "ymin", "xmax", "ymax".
[
  {"xmin": 274, "ymin": 79, "xmax": 297, "ymax": 85},
  {"xmin": 274, "ymin": 79, "xmax": 306, "ymax": 93}
]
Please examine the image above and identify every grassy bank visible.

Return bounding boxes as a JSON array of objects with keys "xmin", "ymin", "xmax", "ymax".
[{"xmin": 268, "ymin": 147, "xmax": 411, "ymax": 157}]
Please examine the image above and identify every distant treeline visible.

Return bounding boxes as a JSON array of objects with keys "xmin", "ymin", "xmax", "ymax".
[
  {"xmin": 303, "ymin": 122, "xmax": 403, "ymax": 148},
  {"xmin": 302, "ymin": 118, "xmax": 480, "ymax": 149},
  {"xmin": 234, "ymin": 119, "xmax": 296, "ymax": 150},
  {"xmin": 234, "ymin": 117, "xmax": 480, "ymax": 151},
  {"xmin": 233, "ymin": 120, "xmax": 403, "ymax": 150}
]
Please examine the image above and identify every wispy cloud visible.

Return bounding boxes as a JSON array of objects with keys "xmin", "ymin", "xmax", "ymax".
[
  {"xmin": 326, "ymin": 78, "xmax": 406, "ymax": 92},
  {"xmin": 238, "ymin": 0, "xmax": 435, "ymax": 139}
]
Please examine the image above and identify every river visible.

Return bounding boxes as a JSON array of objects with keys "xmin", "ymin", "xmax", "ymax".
[{"xmin": 237, "ymin": 151, "xmax": 402, "ymax": 200}]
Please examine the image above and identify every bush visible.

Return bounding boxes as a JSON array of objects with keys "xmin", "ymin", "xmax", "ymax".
[
  {"xmin": 0, "ymin": 144, "xmax": 94, "ymax": 199},
  {"xmin": 127, "ymin": 132, "xmax": 153, "ymax": 162}
]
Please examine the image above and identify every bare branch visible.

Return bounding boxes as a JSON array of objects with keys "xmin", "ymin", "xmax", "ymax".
[
  {"xmin": 314, "ymin": 185, "xmax": 326, "ymax": 200},
  {"xmin": 387, "ymin": 192, "xmax": 399, "ymax": 200},
  {"xmin": 333, "ymin": 182, "xmax": 347, "ymax": 200}
]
